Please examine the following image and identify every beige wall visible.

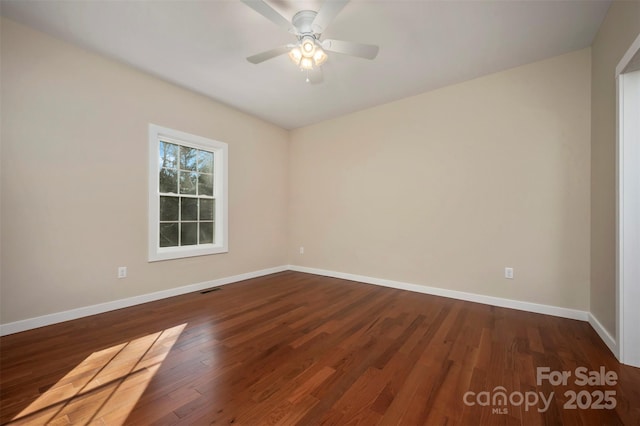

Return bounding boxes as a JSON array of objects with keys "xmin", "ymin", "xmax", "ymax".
[
  {"xmin": 289, "ymin": 49, "xmax": 591, "ymax": 310},
  {"xmin": 0, "ymin": 11, "xmax": 613, "ymax": 327},
  {"xmin": 590, "ymin": 1, "xmax": 640, "ymax": 336},
  {"xmin": 0, "ymin": 18, "xmax": 289, "ymax": 324}
]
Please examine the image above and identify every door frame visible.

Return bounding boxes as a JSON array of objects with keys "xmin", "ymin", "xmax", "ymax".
[{"xmin": 616, "ymin": 32, "xmax": 640, "ymax": 368}]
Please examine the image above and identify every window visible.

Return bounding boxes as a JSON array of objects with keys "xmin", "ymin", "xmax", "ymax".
[{"xmin": 148, "ymin": 124, "xmax": 228, "ymax": 261}]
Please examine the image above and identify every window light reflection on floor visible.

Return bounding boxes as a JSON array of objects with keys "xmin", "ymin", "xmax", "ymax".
[{"xmin": 9, "ymin": 323, "xmax": 187, "ymax": 425}]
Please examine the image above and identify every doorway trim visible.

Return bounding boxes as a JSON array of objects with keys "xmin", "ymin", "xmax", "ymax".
[{"xmin": 616, "ymin": 32, "xmax": 640, "ymax": 368}]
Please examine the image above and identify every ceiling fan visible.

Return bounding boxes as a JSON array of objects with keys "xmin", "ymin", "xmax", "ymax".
[{"xmin": 241, "ymin": 0, "xmax": 379, "ymax": 82}]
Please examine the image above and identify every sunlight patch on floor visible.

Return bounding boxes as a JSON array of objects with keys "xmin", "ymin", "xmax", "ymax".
[{"xmin": 9, "ymin": 323, "xmax": 186, "ymax": 425}]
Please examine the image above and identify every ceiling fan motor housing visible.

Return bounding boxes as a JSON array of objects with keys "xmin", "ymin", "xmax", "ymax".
[{"xmin": 292, "ymin": 10, "xmax": 319, "ymax": 36}]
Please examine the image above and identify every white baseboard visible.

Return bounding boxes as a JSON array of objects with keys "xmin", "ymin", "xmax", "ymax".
[
  {"xmin": 0, "ymin": 265, "xmax": 288, "ymax": 336},
  {"xmin": 588, "ymin": 313, "xmax": 617, "ymax": 356},
  {"xmin": 288, "ymin": 265, "xmax": 589, "ymax": 321},
  {"xmin": 0, "ymin": 264, "xmax": 603, "ymax": 339}
]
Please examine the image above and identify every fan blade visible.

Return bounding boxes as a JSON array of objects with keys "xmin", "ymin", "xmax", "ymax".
[
  {"xmin": 306, "ymin": 67, "xmax": 324, "ymax": 84},
  {"xmin": 322, "ymin": 39, "xmax": 379, "ymax": 60},
  {"xmin": 241, "ymin": 0, "xmax": 295, "ymax": 33},
  {"xmin": 247, "ymin": 45, "xmax": 291, "ymax": 64},
  {"xmin": 312, "ymin": 0, "xmax": 349, "ymax": 33}
]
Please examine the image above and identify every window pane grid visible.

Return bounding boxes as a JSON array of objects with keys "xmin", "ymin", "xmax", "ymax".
[{"xmin": 159, "ymin": 140, "xmax": 216, "ymax": 248}]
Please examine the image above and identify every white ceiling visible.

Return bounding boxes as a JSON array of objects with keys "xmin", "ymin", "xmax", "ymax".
[{"xmin": 1, "ymin": 0, "xmax": 610, "ymax": 129}]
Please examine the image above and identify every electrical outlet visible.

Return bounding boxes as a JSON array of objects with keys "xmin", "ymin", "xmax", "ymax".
[
  {"xmin": 505, "ymin": 267, "xmax": 514, "ymax": 279},
  {"xmin": 299, "ymin": 246, "xmax": 304, "ymax": 254},
  {"xmin": 118, "ymin": 266, "xmax": 127, "ymax": 279}
]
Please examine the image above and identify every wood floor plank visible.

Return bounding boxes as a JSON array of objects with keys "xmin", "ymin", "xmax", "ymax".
[{"xmin": 2, "ymin": 271, "xmax": 639, "ymax": 425}]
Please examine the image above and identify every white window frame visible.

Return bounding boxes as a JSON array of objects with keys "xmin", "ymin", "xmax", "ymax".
[{"xmin": 148, "ymin": 124, "xmax": 228, "ymax": 261}]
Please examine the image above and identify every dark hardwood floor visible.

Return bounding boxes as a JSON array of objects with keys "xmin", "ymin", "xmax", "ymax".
[{"xmin": 1, "ymin": 271, "xmax": 639, "ymax": 425}]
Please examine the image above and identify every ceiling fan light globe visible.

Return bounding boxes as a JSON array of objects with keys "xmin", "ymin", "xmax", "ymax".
[
  {"xmin": 301, "ymin": 37, "xmax": 316, "ymax": 58},
  {"xmin": 288, "ymin": 47, "xmax": 302, "ymax": 65},
  {"xmin": 313, "ymin": 48, "xmax": 327, "ymax": 66},
  {"xmin": 300, "ymin": 57, "xmax": 314, "ymax": 70}
]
